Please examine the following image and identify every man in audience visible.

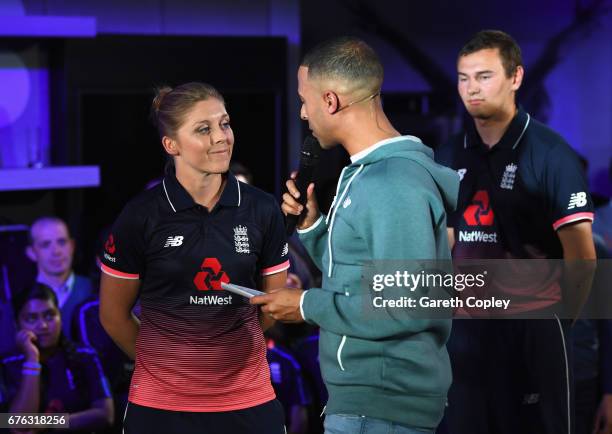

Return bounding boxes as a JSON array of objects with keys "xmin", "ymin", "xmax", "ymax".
[{"xmin": 26, "ymin": 217, "xmax": 94, "ymax": 339}]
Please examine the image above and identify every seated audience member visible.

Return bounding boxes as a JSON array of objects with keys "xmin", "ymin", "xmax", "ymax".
[
  {"xmin": 26, "ymin": 217, "xmax": 95, "ymax": 339},
  {"xmin": 74, "ymin": 297, "xmax": 133, "ymax": 433},
  {"xmin": 2, "ymin": 282, "xmax": 113, "ymax": 432},
  {"xmin": 266, "ymin": 335, "xmax": 310, "ymax": 434}
]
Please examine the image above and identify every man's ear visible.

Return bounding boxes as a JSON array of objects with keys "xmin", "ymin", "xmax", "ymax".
[
  {"xmin": 162, "ymin": 136, "xmax": 179, "ymax": 156},
  {"xmin": 324, "ymin": 91, "xmax": 339, "ymax": 114},
  {"xmin": 511, "ymin": 65, "xmax": 524, "ymax": 91},
  {"xmin": 25, "ymin": 246, "xmax": 37, "ymax": 262}
]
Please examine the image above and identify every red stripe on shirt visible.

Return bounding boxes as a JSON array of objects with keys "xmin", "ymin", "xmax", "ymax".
[
  {"xmin": 100, "ymin": 264, "xmax": 139, "ymax": 280},
  {"xmin": 128, "ymin": 305, "xmax": 275, "ymax": 411},
  {"xmin": 261, "ymin": 260, "xmax": 290, "ymax": 276},
  {"xmin": 552, "ymin": 212, "xmax": 594, "ymax": 231}
]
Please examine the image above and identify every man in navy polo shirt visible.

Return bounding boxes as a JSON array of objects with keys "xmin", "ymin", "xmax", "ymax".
[{"xmin": 437, "ymin": 30, "xmax": 596, "ymax": 434}]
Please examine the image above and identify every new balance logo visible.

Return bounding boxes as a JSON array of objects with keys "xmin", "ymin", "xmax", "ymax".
[
  {"xmin": 567, "ymin": 192, "xmax": 587, "ymax": 210},
  {"xmin": 281, "ymin": 243, "xmax": 289, "ymax": 257},
  {"xmin": 164, "ymin": 236, "xmax": 184, "ymax": 247}
]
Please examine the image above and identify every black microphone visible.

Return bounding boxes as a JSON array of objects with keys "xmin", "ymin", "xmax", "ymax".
[{"xmin": 285, "ymin": 135, "xmax": 321, "ymax": 236}]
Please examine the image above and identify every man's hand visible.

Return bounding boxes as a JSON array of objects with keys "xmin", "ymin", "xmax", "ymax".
[
  {"xmin": 593, "ymin": 394, "xmax": 612, "ymax": 434},
  {"xmin": 282, "ymin": 174, "xmax": 320, "ymax": 230},
  {"xmin": 251, "ymin": 288, "xmax": 305, "ymax": 323}
]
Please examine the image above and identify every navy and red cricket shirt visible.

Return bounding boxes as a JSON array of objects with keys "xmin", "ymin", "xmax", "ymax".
[
  {"xmin": 437, "ymin": 107, "xmax": 594, "ymax": 312},
  {"xmin": 100, "ymin": 164, "xmax": 290, "ymax": 412}
]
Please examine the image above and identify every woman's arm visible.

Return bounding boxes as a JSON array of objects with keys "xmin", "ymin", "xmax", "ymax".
[
  {"xmin": 99, "ymin": 273, "xmax": 140, "ymax": 360},
  {"xmin": 259, "ymin": 271, "xmax": 288, "ymax": 331},
  {"xmin": 9, "ymin": 331, "xmax": 41, "ymax": 414}
]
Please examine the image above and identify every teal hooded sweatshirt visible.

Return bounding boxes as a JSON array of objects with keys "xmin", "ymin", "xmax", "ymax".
[{"xmin": 299, "ymin": 135, "xmax": 459, "ymax": 429}]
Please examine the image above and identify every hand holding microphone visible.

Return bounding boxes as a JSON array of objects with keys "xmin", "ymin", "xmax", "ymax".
[{"xmin": 283, "ymin": 135, "xmax": 322, "ymax": 235}]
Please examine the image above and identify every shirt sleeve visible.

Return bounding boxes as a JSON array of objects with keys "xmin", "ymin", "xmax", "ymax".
[
  {"xmin": 99, "ymin": 202, "xmax": 146, "ymax": 280},
  {"xmin": 258, "ymin": 196, "xmax": 290, "ymax": 276},
  {"xmin": 543, "ymin": 144, "xmax": 594, "ymax": 231}
]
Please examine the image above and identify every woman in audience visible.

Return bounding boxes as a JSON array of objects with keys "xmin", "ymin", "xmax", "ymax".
[{"xmin": 2, "ymin": 282, "xmax": 113, "ymax": 432}]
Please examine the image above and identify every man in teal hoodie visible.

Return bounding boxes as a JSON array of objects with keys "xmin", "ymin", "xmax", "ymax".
[{"xmin": 252, "ymin": 36, "xmax": 459, "ymax": 433}]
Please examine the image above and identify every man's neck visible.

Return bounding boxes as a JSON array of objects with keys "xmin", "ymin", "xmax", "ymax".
[
  {"xmin": 341, "ymin": 108, "xmax": 401, "ymax": 156},
  {"xmin": 473, "ymin": 104, "xmax": 517, "ymax": 148},
  {"xmin": 37, "ymin": 271, "xmax": 72, "ymax": 291}
]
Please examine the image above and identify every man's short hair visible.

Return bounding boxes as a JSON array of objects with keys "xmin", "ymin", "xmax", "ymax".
[
  {"xmin": 28, "ymin": 216, "xmax": 70, "ymax": 245},
  {"xmin": 301, "ymin": 36, "xmax": 383, "ymax": 94},
  {"xmin": 459, "ymin": 30, "xmax": 523, "ymax": 78}
]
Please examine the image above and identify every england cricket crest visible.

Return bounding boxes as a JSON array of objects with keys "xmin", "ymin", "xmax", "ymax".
[
  {"xmin": 233, "ymin": 225, "xmax": 250, "ymax": 254},
  {"xmin": 500, "ymin": 163, "xmax": 517, "ymax": 190}
]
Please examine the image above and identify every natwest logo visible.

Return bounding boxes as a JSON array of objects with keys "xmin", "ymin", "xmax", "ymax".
[
  {"xmin": 105, "ymin": 234, "xmax": 116, "ymax": 255},
  {"xmin": 193, "ymin": 258, "xmax": 230, "ymax": 291},
  {"xmin": 463, "ymin": 190, "xmax": 495, "ymax": 226}
]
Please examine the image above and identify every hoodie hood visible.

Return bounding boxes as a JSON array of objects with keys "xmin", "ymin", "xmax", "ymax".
[{"xmin": 351, "ymin": 136, "xmax": 459, "ymax": 213}]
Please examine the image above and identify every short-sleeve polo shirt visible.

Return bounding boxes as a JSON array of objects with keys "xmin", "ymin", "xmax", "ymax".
[
  {"xmin": 437, "ymin": 107, "xmax": 594, "ymax": 259},
  {"xmin": 100, "ymin": 164, "xmax": 290, "ymax": 412},
  {"xmin": 436, "ymin": 108, "xmax": 594, "ymax": 311}
]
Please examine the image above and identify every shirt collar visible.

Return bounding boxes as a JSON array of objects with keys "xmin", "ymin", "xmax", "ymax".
[
  {"xmin": 350, "ymin": 135, "xmax": 415, "ymax": 164},
  {"xmin": 464, "ymin": 106, "xmax": 530, "ymax": 151},
  {"xmin": 162, "ymin": 162, "xmax": 241, "ymax": 212},
  {"xmin": 36, "ymin": 272, "xmax": 75, "ymax": 293}
]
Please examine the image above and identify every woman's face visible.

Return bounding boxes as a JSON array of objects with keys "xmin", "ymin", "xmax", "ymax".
[
  {"xmin": 18, "ymin": 299, "xmax": 62, "ymax": 349},
  {"xmin": 171, "ymin": 98, "xmax": 234, "ymax": 176}
]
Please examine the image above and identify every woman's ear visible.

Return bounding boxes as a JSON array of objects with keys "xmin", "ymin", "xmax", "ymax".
[{"xmin": 162, "ymin": 136, "xmax": 179, "ymax": 156}]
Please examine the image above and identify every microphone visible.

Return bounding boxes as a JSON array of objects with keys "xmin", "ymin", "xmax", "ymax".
[{"xmin": 285, "ymin": 135, "xmax": 321, "ymax": 235}]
